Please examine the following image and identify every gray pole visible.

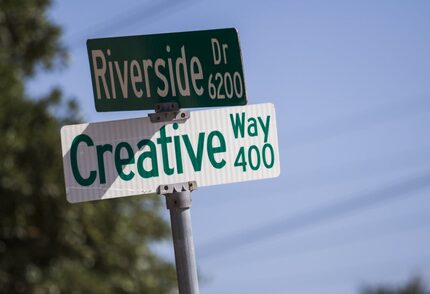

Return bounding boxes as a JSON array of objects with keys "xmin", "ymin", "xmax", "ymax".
[
  {"xmin": 150, "ymin": 103, "xmax": 197, "ymax": 293},
  {"xmin": 165, "ymin": 185, "xmax": 199, "ymax": 294}
]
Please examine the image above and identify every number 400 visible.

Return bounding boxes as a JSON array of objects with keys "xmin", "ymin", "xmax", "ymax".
[{"xmin": 234, "ymin": 143, "xmax": 275, "ymax": 172}]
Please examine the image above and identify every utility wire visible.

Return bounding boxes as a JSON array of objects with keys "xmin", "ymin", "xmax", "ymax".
[
  {"xmin": 198, "ymin": 170, "xmax": 430, "ymax": 259},
  {"xmin": 202, "ymin": 145, "xmax": 430, "ymax": 207},
  {"xmin": 285, "ymin": 95, "xmax": 430, "ymax": 149},
  {"xmin": 199, "ymin": 96, "xmax": 430, "ymax": 208},
  {"xmin": 214, "ymin": 253, "xmax": 430, "ymax": 291},
  {"xmin": 212, "ymin": 207, "xmax": 430, "ymax": 267},
  {"xmin": 67, "ymin": 0, "xmax": 192, "ymax": 49}
]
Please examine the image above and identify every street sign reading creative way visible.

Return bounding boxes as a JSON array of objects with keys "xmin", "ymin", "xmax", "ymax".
[
  {"xmin": 87, "ymin": 28, "xmax": 246, "ymax": 112},
  {"xmin": 61, "ymin": 103, "xmax": 280, "ymax": 203}
]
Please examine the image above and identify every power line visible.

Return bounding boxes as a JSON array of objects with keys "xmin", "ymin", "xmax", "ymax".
[
  {"xmin": 67, "ymin": 0, "xmax": 192, "ymax": 49},
  {"xmin": 197, "ymin": 96, "xmax": 430, "ymax": 208},
  {"xmin": 201, "ymin": 145, "xmax": 430, "ymax": 207},
  {"xmin": 284, "ymin": 95, "xmax": 430, "ymax": 149},
  {"xmin": 211, "ymin": 253, "xmax": 430, "ymax": 292},
  {"xmin": 198, "ymin": 170, "xmax": 430, "ymax": 259},
  {"xmin": 211, "ymin": 207, "xmax": 430, "ymax": 267}
]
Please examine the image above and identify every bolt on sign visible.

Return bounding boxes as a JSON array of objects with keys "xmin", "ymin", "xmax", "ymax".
[
  {"xmin": 60, "ymin": 103, "xmax": 280, "ymax": 203},
  {"xmin": 87, "ymin": 28, "xmax": 247, "ymax": 111}
]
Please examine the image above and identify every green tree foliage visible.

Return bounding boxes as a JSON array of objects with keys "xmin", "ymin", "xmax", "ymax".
[
  {"xmin": 362, "ymin": 277, "xmax": 429, "ymax": 294},
  {"xmin": 0, "ymin": 0, "xmax": 176, "ymax": 293}
]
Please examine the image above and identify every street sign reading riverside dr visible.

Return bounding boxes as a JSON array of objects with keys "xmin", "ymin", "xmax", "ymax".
[
  {"xmin": 61, "ymin": 103, "xmax": 279, "ymax": 203},
  {"xmin": 87, "ymin": 28, "xmax": 246, "ymax": 111}
]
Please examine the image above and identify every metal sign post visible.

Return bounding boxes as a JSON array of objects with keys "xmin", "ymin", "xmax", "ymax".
[
  {"xmin": 159, "ymin": 182, "xmax": 199, "ymax": 294},
  {"xmin": 152, "ymin": 104, "xmax": 199, "ymax": 294}
]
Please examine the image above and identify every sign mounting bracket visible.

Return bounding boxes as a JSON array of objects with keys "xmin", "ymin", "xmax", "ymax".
[
  {"xmin": 157, "ymin": 181, "xmax": 197, "ymax": 195},
  {"xmin": 148, "ymin": 102, "xmax": 190, "ymax": 123}
]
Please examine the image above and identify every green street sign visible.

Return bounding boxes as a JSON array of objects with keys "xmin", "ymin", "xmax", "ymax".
[{"xmin": 86, "ymin": 28, "xmax": 247, "ymax": 112}]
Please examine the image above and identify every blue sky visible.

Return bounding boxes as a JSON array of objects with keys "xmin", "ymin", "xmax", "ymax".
[{"xmin": 29, "ymin": 0, "xmax": 430, "ymax": 293}]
